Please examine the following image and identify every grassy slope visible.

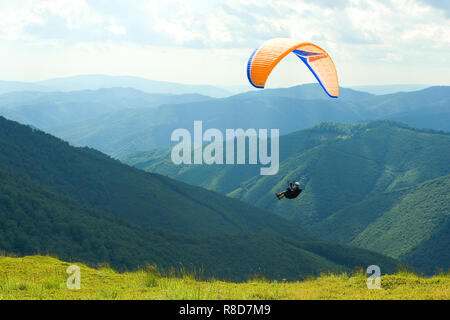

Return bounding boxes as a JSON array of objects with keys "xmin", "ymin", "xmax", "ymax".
[{"xmin": 0, "ymin": 256, "xmax": 447, "ymax": 300}]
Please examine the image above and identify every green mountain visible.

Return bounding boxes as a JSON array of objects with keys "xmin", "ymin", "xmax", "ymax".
[
  {"xmin": 0, "ymin": 116, "xmax": 313, "ymax": 240},
  {"xmin": 0, "ymin": 116, "xmax": 400, "ymax": 280},
  {"xmin": 124, "ymin": 121, "xmax": 450, "ymax": 274},
  {"xmin": 4, "ymin": 165, "xmax": 370, "ymax": 280},
  {"xmin": 313, "ymin": 175, "xmax": 449, "ymax": 274}
]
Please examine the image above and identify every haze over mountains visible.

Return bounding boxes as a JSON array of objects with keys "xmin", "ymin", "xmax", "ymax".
[
  {"xmin": 0, "ymin": 75, "xmax": 232, "ymax": 97},
  {"xmin": 46, "ymin": 85, "xmax": 450, "ymax": 157},
  {"xmin": 0, "ymin": 82, "xmax": 447, "ymax": 158},
  {"xmin": 350, "ymin": 84, "xmax": 429, "ymax": 95},
  {"xmin": 0, "ymin": 88, "xmax": 212, "ymax": 128}
]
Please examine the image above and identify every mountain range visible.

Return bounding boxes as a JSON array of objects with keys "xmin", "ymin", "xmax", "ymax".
[
  {"xmin": 0, "ymin": 84, "xmax": 445, "ymax": 159},
  {"xmin": 350, "ymin": 84, "xmax": 429, "ymax": 95},
  {"xmin": 0, "ymin": 88, "xmax": 212, "ymax": 128},
  {"xmin": 0, "ymin": 116, "xmax": 401, "ymax": 280},
  {"xmin": 124, "ymin": 121, "xmax": 450, "ymax": 274},
  {"xmin": 0, "ymin": 75, "xmax": 232, "ymax": 97},
  {"xmin": 0, "ymin": 78, "xmax": 448, "ymax": 276}
]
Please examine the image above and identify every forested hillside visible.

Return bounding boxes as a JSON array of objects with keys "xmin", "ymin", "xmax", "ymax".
[
  {"xmin": 0, "ymin": 116, "xmax": 401, "ymax": 280},
  {"xmin": 125, "ymin": 121, "xmax": 450, "ymax": 274},
  {"xmin": 0, "ymin": 116, "xmax": 313, "ymax": 239}
]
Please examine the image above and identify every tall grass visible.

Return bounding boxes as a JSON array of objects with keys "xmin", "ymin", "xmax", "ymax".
[{"xmin": 0, "ymin": 255, "xmax": 448, "ymax": 300}]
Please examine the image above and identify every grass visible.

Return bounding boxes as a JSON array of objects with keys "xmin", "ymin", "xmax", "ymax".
[{"xmin": 0, "ymin": 255, "xmax": 448, "ymax": 300}]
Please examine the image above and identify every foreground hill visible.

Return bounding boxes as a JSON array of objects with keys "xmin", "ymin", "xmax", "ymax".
[
  {"xmin": 125, "ymin": 121, "xmax": 450, "ymax": 274},
  {"xmin": 0, "ymin": 116, "xmax": 401, "ymax": 280},
  {"xmin": 0, "ymin": 256, "xmax": 447, "ymax": 300},
  {"xmin": 0, "ymin": 166, "xmax": 400, "ymax": 279}
]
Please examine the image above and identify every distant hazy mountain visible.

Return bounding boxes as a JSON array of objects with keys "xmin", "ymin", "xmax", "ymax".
[
  {"xmin": 41, "ymin": 84, "xmax": 372, "ymax": 157},
  {"xmin": 0, "ymin": 75, "xmax": 231, "ymax": 98},
  {"xmin": 36, "ymin": 74, "xmax": 232, "ymax": 97},
  {"xmin": 40, "ymin": 85, "xmax": 450, "ymax": 158},
  {"xmin": 351, "ymin": 84, "xmax": 429, "ymax": 95},
  {"xmin": 232, "ymin": 83, "xmax": 374, "ymax": 101},
  {"xmin": 0, "ymin": 88, "xmax": 212, "ymax": 128},
  {"xmin": 361, "ymin": 86, "xmax": 450, "ymax": 132},
  {"xmin": 1, "ymin": 83, "xmax": 448, "ymax": 159},
  {"xmin": 123, "ymin": 121, "xmax": 450, "ymax": 274},
  {"xmin": 0, "ymin": 116, "xmax": 400, "ymax": 280},
  {"xmin": 221, "ymin": 85, "xmax": 255, "ymax": 95},
  {"xmin": 47, "ymin": 94, "xmax": 361, "ymax": 158},
  {"xmin": 0, "ymin": 80, "xmax": 51, "ymax": 95}
]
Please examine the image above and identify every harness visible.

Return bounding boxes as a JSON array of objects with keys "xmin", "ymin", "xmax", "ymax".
[{"xmin": 285, "ymin": 188, "xmax": 302, "ymax": 199}]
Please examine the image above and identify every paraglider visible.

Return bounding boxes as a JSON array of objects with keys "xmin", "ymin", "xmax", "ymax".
[
  {"xmin": 276, "ymin": 181, "xmax": 302, "ymax": 200},
  {"xmin": 247, "ymin": 38, "xmax": 339, "ymax": 98}
]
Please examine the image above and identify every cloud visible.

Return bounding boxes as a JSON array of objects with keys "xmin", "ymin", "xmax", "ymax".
[
  {"xmin": 418, "ymin": 0, "xmax": 450, "ymax": 17},
  {"xmin": 3, "ymin": 0, "xmax": 449, "ymax": 50},
  {"xmin": 0, "ymin": 0, "xmax": 449, "ymax": 86},
  {"xmin": 106, "ymin": 25, "xmax": 127, "ymax": 35}
]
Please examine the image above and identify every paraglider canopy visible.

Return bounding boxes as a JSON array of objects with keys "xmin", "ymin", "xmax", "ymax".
[{"xmin": 247, "ymin": 38, "xmax": 339, "ymax": 98}]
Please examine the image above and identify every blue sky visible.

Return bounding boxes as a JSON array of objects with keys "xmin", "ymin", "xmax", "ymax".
[{"xmin": 0, "ymin": 0, "xmax": 449, "ymax": 87}]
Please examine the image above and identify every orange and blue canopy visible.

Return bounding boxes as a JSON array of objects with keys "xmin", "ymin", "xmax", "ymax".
[{"xmin": 247, "ymin": 38, "xmax": 339, "ymax": 98}]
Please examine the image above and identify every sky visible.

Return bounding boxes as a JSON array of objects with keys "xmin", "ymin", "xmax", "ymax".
[{"xmin": 0, "ymin": 0, "xmax": 449, "ymax": 87}]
